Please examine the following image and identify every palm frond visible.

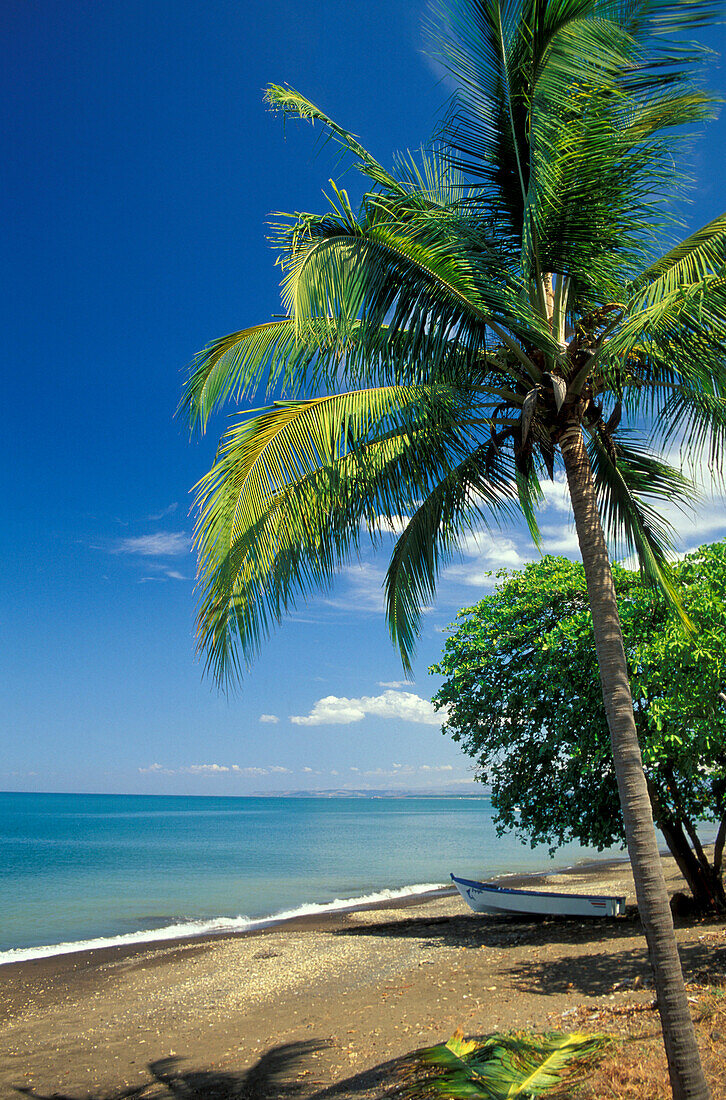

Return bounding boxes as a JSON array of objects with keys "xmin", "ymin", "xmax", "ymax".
[
  {"xmin": 276, "ymin": 213, "xmax": 558, "ymax": 376},
  {"xmin": 633, "ymin": 210, "xmax": 726, "ymax": 296},
  {"xmin": 385, "ymin": 446, "xmax": 518, "ymax": 669},
  {"xmin": 180, "ymin": 320, "xmax": 324, "ymax": 432},
  {"xmin": 193, "ymin": 385, "xmax": 476, "ymax": 683},
  {"xmin": 651, "ymin": 385, "xmax": 726, "ymax": 487},
  {"xmin": 430, "ymin": 0, "xmax": 717, "ymax": 284},
  {"xmin": 586, "ymin": 427, "xmax": 694, "ymax": 622},
  {"xmin": 421, "ymin": 1028, "xmax": 611, "ymax": 1099},
  {"xmin": 264, "ymin": 84, "xmax": 402, "ymax": 193},
  {"xmin": 602, "ymin": 276, "xmax": 726, "ymax": 393}
]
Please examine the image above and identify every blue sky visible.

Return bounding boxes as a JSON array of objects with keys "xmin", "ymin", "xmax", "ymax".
[{"xmin": 3, "ymin": 0, "xmax": 726, "ymax": 796}]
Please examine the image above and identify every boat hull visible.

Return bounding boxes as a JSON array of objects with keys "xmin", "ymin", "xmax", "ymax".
[{"xmin": 451, "ymin": 874, "xmax": 625, "ymax": 918}]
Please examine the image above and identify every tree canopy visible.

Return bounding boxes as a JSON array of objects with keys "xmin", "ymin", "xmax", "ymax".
[{"xmin": 431, "ymin": 542, "xmax": 726, "ymax": 908}]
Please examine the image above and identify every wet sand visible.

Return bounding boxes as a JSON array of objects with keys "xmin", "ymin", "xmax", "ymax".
[{"xmin": 2, "ymin": 855, "xmax": 724, "ymax": 1099}]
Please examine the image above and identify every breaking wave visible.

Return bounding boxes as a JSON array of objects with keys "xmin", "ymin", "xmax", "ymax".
[{"xmin": 0, "ymin": 882, "xmax": 447, "ymax": 966}]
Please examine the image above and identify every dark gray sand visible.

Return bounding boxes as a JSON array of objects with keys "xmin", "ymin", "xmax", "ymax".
[{"xmin": 2, "ymin": 856, "xmax": 724, "ymax": 1099}]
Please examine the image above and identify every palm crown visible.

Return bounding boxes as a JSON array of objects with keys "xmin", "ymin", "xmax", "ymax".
[{"xmin": 181, "ymin": 0, "xmax": 726, "ymax": 686}]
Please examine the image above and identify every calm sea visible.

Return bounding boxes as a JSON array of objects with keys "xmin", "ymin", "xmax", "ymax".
[{"xmin": 0, "ymin": 791, "xmax": 623, "ymax": 964}]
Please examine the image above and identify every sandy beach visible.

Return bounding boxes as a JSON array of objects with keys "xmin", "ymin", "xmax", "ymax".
[{"xmin": 2, "ymin": 855, "xmax": 725, "ymax": 1100}]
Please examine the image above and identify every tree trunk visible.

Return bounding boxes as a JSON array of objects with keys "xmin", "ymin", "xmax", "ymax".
[
  {"xmin": 560, "ymin": 421, "xmax": 709, "ymax": 1100},
  {"xmin": 655, "ymin": 811, "xmax": 720, "ymax": 910},
  {"xmin": 714, "ymin": 811, "xmax": 726, "ymax": 880}
]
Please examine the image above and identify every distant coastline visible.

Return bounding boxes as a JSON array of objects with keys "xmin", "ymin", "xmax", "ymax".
[{"xmin": 250, "ymin": 787, "xmax": 490, "ymax": 798}]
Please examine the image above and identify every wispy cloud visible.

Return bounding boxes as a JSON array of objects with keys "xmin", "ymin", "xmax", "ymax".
[
  {"xmin": 231, "ymin": 764, "xmax": 292, "ymax": 776},
  {"xmin": 139, "ymin": 565, "xmax": 188, "ymax": 582},
  {"xmin": 290, "ymin": 689, "xmax": 446, "ymax": 727},
  {"xmin": 356, "ymin": 763, "xmax": 454, "ymax": 778},
  {"xmin": 539, "ymin": 524, "xmax": 580, "ymax": 555},
  {"xmin": 113, "ymin": 532, "xmax": 190, "ymax": 557},
  {"xmin": 147, "ymin": 503, "xmax": 179, "ymax": 521},
  {"xmin": 323, "ymin": 561, "xmax": 387, "ymax": 612},
  {"xmin": 259, "ymin": 714, "xmax": 280, "ymax": 724},
  {"xmin": 378, "ymin": 680, "xmax": 412, "ymax": 689}
]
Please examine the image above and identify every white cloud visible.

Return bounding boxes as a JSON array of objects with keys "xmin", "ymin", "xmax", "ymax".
[
  {"xmin": 538, "ymin": 474, "xmax": 571, "ymax": 513},
  {"xmin": 114, "ymin": 532, "xmax": 190, "ymax": 557},
  {"xmin": 138, "ymin": 763, "xmax": 228, "ymax": 775},
  {"xmin": 539, "ymin": 524, "xmax": 580, "ymax": 555},
  {"xmin": 290, "ymin": 689, "xmax": 446, "ymax": 727},
  {"xmin": 231, "ymin": 764, "xmax": 292, "ymax": 776},
  {"xmin": 139, "ymin": 567, "xmax": 188, "ymax": 582},
  {"xmin": 367, "ymin": 514, "xmax": 411, "ymax": 536},
  {"xmin": 378, "ymin": 680, "xmax": 412, "ymax": 688},
  {"xmin": 444, "ymin": 531, "xmax": 528, "ymax": 586},
  {"xmin": 147, "ymin": 503, "xmax": 179, "ymax": 521},
  {"xmin": 259, "ymin": 714, "xmax": 279, "ymax": 724},
  {"xmin": 139, "ymin": 762, "xmax": 291, "ymax": 777},
  {"xmin": 184, "ymin": 763, "xmax": 229, "ymax": 774}
]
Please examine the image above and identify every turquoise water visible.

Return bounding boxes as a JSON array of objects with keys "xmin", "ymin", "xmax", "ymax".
[{"xmin": 0, "ymin": 791, "xmax": 624, "ymax": 962}]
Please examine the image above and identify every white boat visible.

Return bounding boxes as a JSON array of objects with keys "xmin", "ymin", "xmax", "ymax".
[{"xmin": 451, "ymin": 873, "xmax": 626, "ymax": 918}]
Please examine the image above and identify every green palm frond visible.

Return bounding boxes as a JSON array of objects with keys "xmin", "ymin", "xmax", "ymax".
[
  {"xmin": 180, "ymin": 313, "xmax": 485, "ymax": 432},
  {"xmin": 602, "ymin": 277, "xmax": 726, "ymax": 391},
  {"xmin": 276, "ymin": 214, "xmax": 557, "ymax": 375},
  {"xmin": 431, "ymin": 0, "xmax": 715, "ymax": 282},
  {"xmin": 421, "ymin": 1028, "xmax": 611, "ymax": 1099},
  {"xmin": 264, "ymin": 84, "xmax": 402, "ymax": 193},
  {"xmin": 633, "ymin": 211, "xmax": 726, "ymax": 297},
  {"xmin": 652, "ymin": 384, "xmax": 726, "ymax": 486},
  {"xmin": 180, "ymin": 320, "xmax": 322, "ymax": 431},
  {"xmin": 386, "ymin": 446, "xmax": 518, "ymax": 669},
  {"xmin": 193, "ymin": 384, "xmax": 475, "ymax": 682},
  {"xmin": 585, "ymin": 428, "xmax": 694, "ymax": 622}
]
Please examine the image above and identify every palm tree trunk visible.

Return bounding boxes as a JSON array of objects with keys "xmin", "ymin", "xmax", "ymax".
[{"xmin": 560, "ymin": 421, "xmax": 709, "ymax": 1100}]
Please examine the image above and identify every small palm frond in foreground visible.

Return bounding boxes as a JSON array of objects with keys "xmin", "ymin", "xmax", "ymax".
[{"xmin": 416, "ymin": 1028, "xmax": 611, "ymax": 1099}]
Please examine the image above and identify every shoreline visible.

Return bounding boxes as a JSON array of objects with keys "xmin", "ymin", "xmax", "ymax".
[
  {"xmin": 3, "ymin": 850, "xmax": 723, "ymax": 1100},
  {"xmin": 0, "ymin": 852, "xmax": 633, "ymax": 973},
  {"xmin": 0, "ymin": 854, "xmax": 635, "ymax": 1013}
]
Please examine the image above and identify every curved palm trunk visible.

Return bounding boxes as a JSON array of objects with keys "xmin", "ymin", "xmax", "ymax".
[{"xmin": 560, "ymin": 421, "xmax": 709, "ymax": 1100}]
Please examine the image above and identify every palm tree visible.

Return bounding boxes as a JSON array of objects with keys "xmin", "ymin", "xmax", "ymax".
[{"xmin": 180, "ymin": 3, "xmax": 726, "ymax": 1096}]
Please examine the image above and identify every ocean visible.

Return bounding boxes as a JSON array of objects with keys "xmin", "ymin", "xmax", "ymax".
[{"xmin": 0, "ymin": 791, "xmax": 624, "ymax": 964}]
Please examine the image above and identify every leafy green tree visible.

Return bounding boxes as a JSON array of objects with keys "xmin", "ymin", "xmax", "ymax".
[
  {"xmin": 431, "ymin": 546, "xmax": 726, "ymax": 910},
  {"xmin": 179, "ymin": 3, "xmax": 726, "ymax": 1095}
]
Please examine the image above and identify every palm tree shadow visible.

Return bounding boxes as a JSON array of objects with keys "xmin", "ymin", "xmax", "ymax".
[
  {"xmin": 503, "ymin": 938, "xmax": 726, "ymax": 998},
  {"xmin": 14, "ymin": 1042, "xmax": 327, "ymax": 1100},
  {"xmin": 12, "ymin": 1042, "xmax": 422, "ymax": 1100}
]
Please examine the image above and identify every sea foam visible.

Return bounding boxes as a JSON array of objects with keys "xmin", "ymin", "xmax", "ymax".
[{"xmin": 0, "ymin": 882, "xmax": 447, "ymax": 966}]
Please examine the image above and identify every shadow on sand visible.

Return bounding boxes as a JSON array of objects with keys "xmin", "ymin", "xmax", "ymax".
[
  {"xmin": 502, "ymin": 937, "xmax": 726, "ymax": 998},
  {"xmin": 12, "ymin": 1042, "xmax": 422, "ymax": 1100},
  {"xmin": 334, "ymin": 909, "xmax": 641, "ymax": 952}
]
